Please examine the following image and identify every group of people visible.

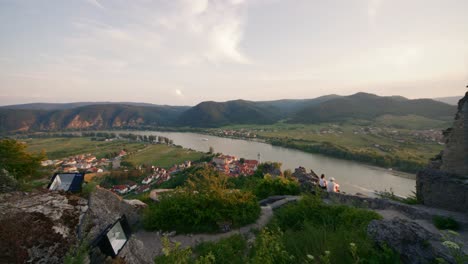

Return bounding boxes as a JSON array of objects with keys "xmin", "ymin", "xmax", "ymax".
[{"xmin": 319, "ymin": 174, "xmax": 340, "ymax": 193}]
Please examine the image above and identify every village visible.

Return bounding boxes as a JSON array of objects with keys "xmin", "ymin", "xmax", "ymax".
[
  {"xmin": 111, "ymin": 155, "xmax": 261, "ymax": 197},
  {"xmin": 41, "ymin": 148, "xmax": 268, "ymax": 198},
  {"xmin": 40, "ymin": 149, "xmax": 128, "ymax": 174}
]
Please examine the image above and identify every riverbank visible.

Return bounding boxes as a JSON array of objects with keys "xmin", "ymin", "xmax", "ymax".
[
  {"xmin": 15, "ymin": 125, "xmax": 437, "ymax": 174},
  {"xmin": 180, "ymin": 129, "xmax": 424, "ymax": 174}
]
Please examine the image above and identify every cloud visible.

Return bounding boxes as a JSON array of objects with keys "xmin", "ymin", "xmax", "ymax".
[
  {"xmin": 62, "ymin": 0, "xmax": 250, "ymax": 70},
  {"xmin": 85, "ymin": 0, "xmax": 104, "ymax": 9}
]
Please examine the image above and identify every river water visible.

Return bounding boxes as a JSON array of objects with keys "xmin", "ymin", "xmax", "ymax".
[{"xmin": 114, "ymin": 131, "xmax": 416, "ymax": 197}]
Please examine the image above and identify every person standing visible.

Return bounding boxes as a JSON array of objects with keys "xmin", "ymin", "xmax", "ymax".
[
  {"xmin": 319, "ymin": 174, "xmax": 327, "ymax": 190},
  {"xmin": 327, "ymin": 177, "xmax": 340, "ymax": 193}
]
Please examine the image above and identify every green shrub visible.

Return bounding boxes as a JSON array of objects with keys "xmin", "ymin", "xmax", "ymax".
[
  {"xmin": 144, "ymin": 189, "xmax": 260, "ymax": 233},
  {"xmin": 195, "ymin": 235, "xmax": 247, "ymax": 264},
  {"xmin": 143, "ymin": 166, "xmax": 261, "ymax": 233},
  {"xmin": 64, "ymin": 241, "xmax": 89, "ymax": 264},
  {"xmin": 433, "ymin": 216, "xmax": 460, "ymax": 230},
  {"xmin": 254, "ymin": 175, "xmax": 300, "ymax": 200},
  {"xmin": 271, "ymin": 195, "xmax": 399, "ymax": 264},
  {"xmin": 251, "ymin": 227, "xmax": 293, "ymax": 264},
  {"xmin": 81, "ymin": 181, "xmax": 97, "ymax": 198},
  {"xmin": 154, "ymin": 237, "xmax": 192, "ymax": 264}
]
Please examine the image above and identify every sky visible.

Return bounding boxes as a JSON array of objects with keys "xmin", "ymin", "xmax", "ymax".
[{"xmin": 0, "ymin": 0, "xmax": 467, "ymax": 106}]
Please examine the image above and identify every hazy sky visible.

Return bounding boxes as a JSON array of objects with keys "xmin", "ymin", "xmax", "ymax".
[{"xmin": 1, "ymin": 0, "xmax": 467, "ymax": 106}]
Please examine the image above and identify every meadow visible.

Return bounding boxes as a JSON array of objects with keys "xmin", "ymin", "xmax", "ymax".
[
  {"xmin": 25, "ymin": 137, "xmax": 144, "ymax": 160},
  {"xmin": 208, "ymin": 116, "xmax": 448, "ymax": 172}
]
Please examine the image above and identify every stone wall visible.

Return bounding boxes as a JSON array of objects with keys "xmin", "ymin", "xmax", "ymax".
[
  {"xmin": 440, "ymin": 92, "xmax": 468, "ymax": 176},
  {"xmin": 416, "ymin": 169, "xmax": 468, "ymax": 213},
  {"xmin": 416, "ymin": 91, "xmax": 468, "ymax": 213}
]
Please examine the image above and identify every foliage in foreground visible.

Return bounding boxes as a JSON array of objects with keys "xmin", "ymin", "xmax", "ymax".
[
  {"xmin": 271, "ymin": 195, "xmax": 399, "ymax": 264},
  {"xmin": 143, "ymin": 166, "xmax": 260, "ymax": 233},
  {"xmin": 155, "ymin": 195, "xmax": 400, "ymax": 264},
  {"xmin": 194, "ymin": 234, "xmax": 247, "ymax": 264},
  {"xmin": 253, "ymin": 174, "xmax": 300, "ymax": 200},
  {"xmin": 375, "ymin": 189, "xmax": 419, "ymax": 205},
  {"xmin": 0, "ymin": 139, "xmax": 45, "ymax": 180},
  {"xmin": 433, "ymin": 216, "xmax": 460, "ymax": 231}
]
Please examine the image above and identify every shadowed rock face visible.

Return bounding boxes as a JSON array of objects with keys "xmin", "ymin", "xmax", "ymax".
[
  {"xmin": 417, "ymin": 91, "xmax": 468, "ymax": 213},
  {"xmin": 440, "ymin": 92, "xmax": 468, "ymax": 177},
  {"xmin": 368, "ymin": 218, "xmax": 455, "ymax": 264}
]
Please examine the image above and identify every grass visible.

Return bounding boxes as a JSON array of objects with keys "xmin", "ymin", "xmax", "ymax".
[
  {"xmin": 25, "ymin": 137, "xmax": 144, "ymax": 159},
  {"xmin": 269, "ymin": 195, "xmax": 399, "ymax": 264},
  {"xmin": 124, "ymin": 144, "xmax": 205, "ymax": 168},
  {"xmin": 433, "ymin": 216, "xmax": 460, "ymax": 230},
  {"xmin": 194, "ymin": 234, "xmax": 247, "ymax": 264},
  {"xmin": 176, "ymin": 195, "xmax": 400, "ymax": 264},
  {"xmin": 25, "ymin": 136, "xmax": 204, "ymax": 169}
]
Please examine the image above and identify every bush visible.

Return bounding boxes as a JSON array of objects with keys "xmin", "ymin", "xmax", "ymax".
[
  {"xmin": 195, "ymin": 235, "xmax": 247, "ymax": 264},
  {"xmin": 0, "ymin": 139, "xmax": 45, "ymax": 180},
  {"xmin": 254, "ymin": 175, "xmax": 300, "ymax": 200},
  {"xmin": 433, "ymin": 216, "xmax": 460, "ymax": 230},
  {"xmin": 251, "ymin": 227, "xmax": 293, "ymax": 264},
  {"xmin": 143, "ymin": 166, "xmax": 261, "ymax": 233},
  {"xmin": 271, "ymin": 195, "xmax": 399, "ymax": 264},
  {"xmin": 154, "ymin": 237, "xmax": 192, "ymax": 264}
]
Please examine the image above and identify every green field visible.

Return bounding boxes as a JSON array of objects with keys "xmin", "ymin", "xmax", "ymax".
[
  {"xmin": 208, "ymin": 115, "xmax": 448, "ymax": 172},
  {"xmin": 124, "ymin": 144, "xmax": 204, "ymax": 168},
  {"xmin": 25, "ymin": 137, "xmax": 145, "ymax": 160}
]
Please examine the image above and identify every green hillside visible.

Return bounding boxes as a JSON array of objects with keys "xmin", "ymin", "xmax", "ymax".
[
  {"xmin": 290, "ymin": 93, "xmax": 454, "ymax": 123},
  {"xmin": 0, "ymin": 93, "xmax": 456, "ymax": 132}
]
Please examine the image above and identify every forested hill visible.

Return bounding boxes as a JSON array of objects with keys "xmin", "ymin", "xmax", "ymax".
[
  {"xmin": 290, "ymin": 93, "xmax": 455, "ymax": 123},
  {"xmin": 0, "ymin": 93, "xmax": 456, "ymax": 132},
  {"xmin": 0, "ymin": 104, "xmax": 187, "ymax": 133}
]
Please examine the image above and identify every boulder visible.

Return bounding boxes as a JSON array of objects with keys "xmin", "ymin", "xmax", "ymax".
[
  {"xmin": 124, "ymin": 199, "xmax": 148, "ymax": 208},
  {"xmin": 368, "ymin": 218, "xmax": 453, "ymax": 264}
]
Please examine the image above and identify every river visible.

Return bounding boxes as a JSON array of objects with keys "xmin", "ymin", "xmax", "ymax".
[{"xmin": 114, "ymin": 130, "xmax": 416, "ymax": 197}]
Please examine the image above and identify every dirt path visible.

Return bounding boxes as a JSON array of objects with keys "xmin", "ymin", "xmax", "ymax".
[
  {"xmin": 120, "ymin": 196, "xmax": 302, "ymax": 263},
  {"xmin": 121, "ymin": 206, "xmax": 273, "ymax": 263}
]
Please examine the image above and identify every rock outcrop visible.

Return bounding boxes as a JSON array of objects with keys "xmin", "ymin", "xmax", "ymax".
[
  {"xmin": 0, "ymin": 191, "xmax": 87, "ymax": 263},
  {"xmin": 0, "ymin": 186, "xmax": 147, "ymax": 264},
  {"xmin": 85, "ymin": 187, "xmax": 146, "ymax": 263},
  {"xmin": 368, "ymin": 218, "xmax": 452, "ymax": 264},
  {"xmin": 416, "ymin": 91, "xmax": 468, "ymax": 213},
  {"xmin": 292, "ymin": 166, "xmax": 319, "ymax": 190},
  {"xmin": 440, "ymin": 92, "xmax": 468, "ymax": 175}
]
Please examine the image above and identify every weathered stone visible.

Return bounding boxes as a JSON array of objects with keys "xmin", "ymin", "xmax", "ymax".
[
  {"xmin": 0, "ymin": 191, "xmax": 83, "ymax": 264},
  {"xmin": 118, "ymin": 237, "xmax": 154, "ymax": 264},
  {"xmin": 441, "ymin": 92, "xmax": 468, "ymax": 176},
  {"xmin": 417, "ymin": 91, "xmax": 468, "ymax": 213},
  {"xmin": 123, "ymin": 199, "xmax": 148, "ymax": 208},
  {"xmin": 292, "ymin": 167, "xmax": 319, "ymax": 191},
  {"xmin": 86, "ymin": 186, "xmax": 144, "ymax": 239},
  {"xmin": 368, "ymin": 218, "xmax": 453, "ymax": 264},
  {"xmin": 417, "ymin": 169, "xmax": 468, "ymax": 212}
]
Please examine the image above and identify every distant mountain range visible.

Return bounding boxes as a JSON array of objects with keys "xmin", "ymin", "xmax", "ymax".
[
  {"xmin": 432, "ymin": 96, "xmax": 462, "ymax": 105},
  {"xmin": 0, "ymin": 93, "xmax": 456, "ymax": 132}
]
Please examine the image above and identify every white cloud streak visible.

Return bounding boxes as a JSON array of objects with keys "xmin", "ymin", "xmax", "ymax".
[
  {"xmin": 85, "ymin": 0, "xmax": 104, "ymax": 9},
  {"xmin": 64, "ymin": 0, "xmax": 250, "ymax": 73}
]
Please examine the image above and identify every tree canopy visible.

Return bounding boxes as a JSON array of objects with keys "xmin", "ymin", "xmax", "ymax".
[{"xmin": 0, "ymin": 139, "xmax": 45, "ymax": 180}]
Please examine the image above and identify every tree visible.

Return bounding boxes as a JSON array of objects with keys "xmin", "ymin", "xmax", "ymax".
[{"xmin": 0, "ymin": 139, "xmax": 45, "ymax": 180}]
